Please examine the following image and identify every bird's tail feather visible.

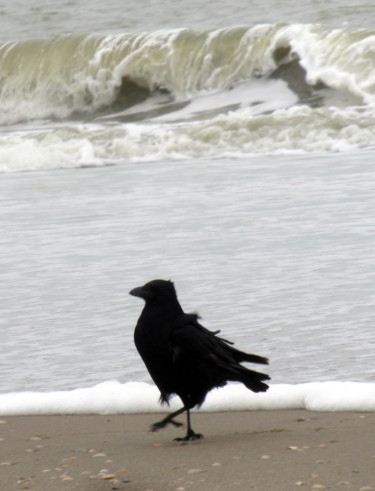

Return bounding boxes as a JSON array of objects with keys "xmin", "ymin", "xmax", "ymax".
[
  {"xmin": 226, "ymin": 345, "xmax": 269, "ymax": 365},
  {"xmin": 240, "ymin": 353, "xmax": 269, "ymax": 365},
  {"xmin": 243, "ymin": 378, "xmax": 270, "ymax": 393},
  {"xmin": 215, "ymin": 359, "xmax": 270, "ymax": 393},
  {"xmin": 239, "ymin": 367, "xmax": 270, "ymax": 392}
]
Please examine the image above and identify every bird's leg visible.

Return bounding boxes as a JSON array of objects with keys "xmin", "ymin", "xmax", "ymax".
[
  {"xmin": 150, "ymin": 406, "xmax": 186, "ymax": 432},
  {"xmin": 174, "ymin": 408, "xmax": 203, "ymax": 441}
]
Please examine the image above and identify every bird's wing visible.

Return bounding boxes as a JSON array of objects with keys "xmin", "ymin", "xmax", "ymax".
[
  {"xmin": 170, "ymin": 315, "xmax": 270, "ymax": 396},
  {"xmin": 170, "ymin": 315, "xmax": 240, "ymax": 365},
  {"xmin": 170, "ymin": 314, "xmax": 268, "ymax": 366}
]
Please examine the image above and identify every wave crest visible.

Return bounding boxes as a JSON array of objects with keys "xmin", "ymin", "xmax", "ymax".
[{"xmin": 1, "ymin": 24, "xmax": 375, "ymax": 125}]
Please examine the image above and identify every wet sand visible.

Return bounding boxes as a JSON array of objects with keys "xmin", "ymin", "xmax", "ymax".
[{"xmin": 1, "ymin": 410, "xmax": 374, "ymax": 490}]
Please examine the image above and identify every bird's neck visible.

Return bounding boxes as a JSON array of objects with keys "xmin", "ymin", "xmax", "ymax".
[{"xmin": 141, "ymin": 299, "xmax": 184, "ymax": 323}]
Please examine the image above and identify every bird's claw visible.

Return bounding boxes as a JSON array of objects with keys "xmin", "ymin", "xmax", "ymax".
[
  {"xmin": 174, "ymin": 432, "xmax": 203, "ymax": 442},
  {"xmin": 150, "ymin": 421, "xmax": 166, "ymax": 432},
  {"xmin": 150, "ymin": 418, "xmax": 183, "ymax": 432}
]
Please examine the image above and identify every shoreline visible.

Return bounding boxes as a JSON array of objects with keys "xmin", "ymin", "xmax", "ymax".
[{"xmin": 1, "ymin": 410, "xmax": 374, "ymax": 490}]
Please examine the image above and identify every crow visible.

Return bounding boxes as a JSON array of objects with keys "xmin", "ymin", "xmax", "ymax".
[{"xmin": 130, "ymin": 279, "xmax": 270, "ymax": 441}]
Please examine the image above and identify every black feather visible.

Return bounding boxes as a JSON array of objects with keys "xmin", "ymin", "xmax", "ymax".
[{"xmin": 130, "ymin": 279, "xmax": 270, "ymax": 441}]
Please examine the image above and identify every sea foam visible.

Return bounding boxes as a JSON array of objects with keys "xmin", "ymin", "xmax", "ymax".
[{"xmin": 0, "ymin": 381, "xmax": 374, "ymax": 416}]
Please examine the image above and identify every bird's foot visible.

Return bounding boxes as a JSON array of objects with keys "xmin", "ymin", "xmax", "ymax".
[
  {"xmin": 174, "ymin": 430, "xmax": 203, "ymax": 442},
  {"xmin": 150, "ymin": 418, "xmax": 183, "ymax": 432}
]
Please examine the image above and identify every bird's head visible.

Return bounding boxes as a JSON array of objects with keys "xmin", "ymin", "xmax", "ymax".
[{"xmin": 129, "ymin": 279, "xmax": 177, "ymax": 303}]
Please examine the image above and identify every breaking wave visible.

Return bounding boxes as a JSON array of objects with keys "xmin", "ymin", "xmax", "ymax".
[
  {"xmin": 2, "ymin": 24, "xmax": 375, "ymax": 123},
  {"xmin": 2, "ymin": 23, "xmax": 375, "ymax": 171}
]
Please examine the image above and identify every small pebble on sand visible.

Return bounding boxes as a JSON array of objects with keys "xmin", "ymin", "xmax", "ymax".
[
  {"xmin": 61, "ymin": 476, "xmax": 74, "ymax": 481},
  {"xmin": 288, "ymin": 446, "xmax": 303, "ymax": 452},
  {"xmin": 101, "ymin": 474, "xmax": 116, "ymax": 480}
]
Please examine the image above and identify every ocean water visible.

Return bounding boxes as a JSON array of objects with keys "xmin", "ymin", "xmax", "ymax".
[{"xmin": 1, "ymin": 0, "xmax": 375, "ymax": 414}]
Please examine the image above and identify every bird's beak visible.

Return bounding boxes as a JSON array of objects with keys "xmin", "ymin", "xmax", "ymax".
[
  {"xmin": 129, "ymin": 286, "xmax": 155, "ymax": 299},
  {"xmin": 129, "ymin": 286, "xmax": 144, "ymax": 298}
]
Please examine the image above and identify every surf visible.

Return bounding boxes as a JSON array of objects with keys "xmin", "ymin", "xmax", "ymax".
[
  {"xmin": 1, "ymin": 23, "xmax": 375, "ymax": 172},
  {"xmin": 1, "ymin": 24, "xmax": 374, "ymax": 125}
]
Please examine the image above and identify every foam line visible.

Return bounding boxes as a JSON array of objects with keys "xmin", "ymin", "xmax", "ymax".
[{"xmin": 0, "ymin": 381, "xmax": 374, "ymax": 416}]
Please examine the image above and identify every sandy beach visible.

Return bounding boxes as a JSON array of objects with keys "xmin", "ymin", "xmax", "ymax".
[{"xmin": 0, "ymin": 410, "xmax": 374, "ymax": 490}]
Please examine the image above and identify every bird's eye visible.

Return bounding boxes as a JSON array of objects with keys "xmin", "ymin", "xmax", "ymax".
[{"xmin": 145, "ymin": 287, "xmax": 157, "ymax": 298}]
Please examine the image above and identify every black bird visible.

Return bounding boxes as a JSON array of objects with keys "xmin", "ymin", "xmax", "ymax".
[{"xmin": 130, "ymin": 279, "xmax": 270, "ymax": 441}]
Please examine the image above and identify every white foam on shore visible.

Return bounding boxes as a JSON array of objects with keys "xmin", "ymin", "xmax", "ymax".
[{"xmin": 0, "ymin": 381, "xmax": 374, "ymax": 416}]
